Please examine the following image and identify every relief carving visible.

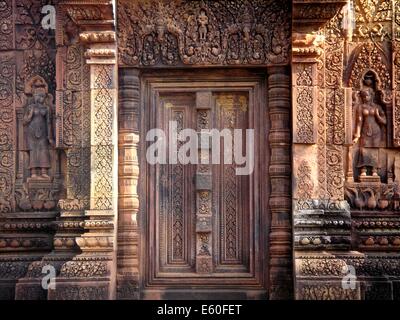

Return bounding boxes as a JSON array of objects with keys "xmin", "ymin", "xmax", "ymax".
[
  {"xmin": 353, "ymin": 0, "xmax": 392, "ymax": 41},
  {"xmin": 345, "ymin": 71, "xmax": 399, "ymax": 212},
  {"xmin": 23, "ymin": 76, "xmax": 54, "ymax": 181},
  {"xmin": 297, "ymin": 160, "xmax": 314, "ymax": 200},
  {"xmin": 352, "ymin": 87, "xmax": 387, "ymax": 178},
  {"xmin": 0, "ymin": 0, "xmax": 13, "ymax": 50},
  {"xmin": 117, "ymin": 0, "xmax": 290, "ymax": 67},
  {"xmin": 0, "ymin": 52, "xmax": 15, "ymax": 213}
]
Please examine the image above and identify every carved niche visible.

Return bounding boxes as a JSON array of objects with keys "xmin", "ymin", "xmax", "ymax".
[
  {"xmin": 345, "ymin": 69, "xmax": 399, "ymax": 212},
  {"xmin": 117, "ymin": 0, "xmax": 290, "ymax": 67},
  {"xmin": 15, "ymin": 76, "xmax": 61, "ymax": 212}
]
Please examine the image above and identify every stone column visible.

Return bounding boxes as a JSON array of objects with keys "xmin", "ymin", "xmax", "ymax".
[
  {"xmin": 116, "ymin": 68, "xmax": 140, "ymax": 299},
  {"xmin": 268, "ymin": 66, "xmax": 293, "ymax": 299}
]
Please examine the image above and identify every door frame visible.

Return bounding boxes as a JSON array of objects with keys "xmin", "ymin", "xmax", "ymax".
[{"xmin": 138, "ymin": 68, "xmax": 270, "ymax": 299}]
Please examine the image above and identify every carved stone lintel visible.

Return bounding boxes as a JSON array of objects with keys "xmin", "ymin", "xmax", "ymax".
[{"xmin": 117, "ymin": 0, "xmax": 291, "ymax": 67}]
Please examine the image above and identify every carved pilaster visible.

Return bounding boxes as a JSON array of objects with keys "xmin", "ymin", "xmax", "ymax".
[
  {"xmin": 292, "ymin": 0, "xmax": 352, "ymax": 300},
  {"xmin": 292, "ymin": 34, "xmax": 321, "ymax": 203},
  {"xmin": 47, "ymin": 0, "xmax": 118, "ymax": 300},
  {"xmin": 268, "ymin": 66, "xmax": 293, "ymax": 299},
  {"xmin": 292, "ymin": 33, "xmax": 322, "ymax": 145},
  {"xmin": 394, "ymin": 5, "xmax": 400, "ymax": 147},
  {"xmin": 116, "ymin": 68, "xmax": 140, "ymax": 299}
]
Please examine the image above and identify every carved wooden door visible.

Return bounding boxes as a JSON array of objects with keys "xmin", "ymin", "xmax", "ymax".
[{"xmin": 142, "ymin": 72, "xmax": 267, "ymax": 298}]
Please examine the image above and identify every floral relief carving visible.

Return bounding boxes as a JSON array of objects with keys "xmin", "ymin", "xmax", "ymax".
[
  {"xmin": 52, "ymin": 285, "xmax": 108, "ymax": 300},
  {"xmin": 0, "ymin": 53, "xmax": 15, "ymax": 213},
  {"xmin": 326, "ymin": 89, "xmax": 345, "ymax": 145},
  {"xmin": 296, "ymin": 64, "xmax": 313, "ymax": 86},
  {"xmin": 297, "ymin": 284, "xmax": 360, "ymax": 300},
  {"xmin": 347, "ymin": 43, "xmax": 391, "ymax": 92},
  {"xmin": 60, "ymin": 260, "xmax": 108, "ymax": 278},
  {"xmin": 298, "ymin": 255, "xmax": 400, "ymax": 277},
  {"xmin": 317, "ymin": 87, "xmax": 327, "ymax": 198},
  {"xmin": 327, "ymin": 145, "xmax": 345, "ymax": 200},
  {"xmin": 297, "ymin": 160, "xmax": 314, "ymax": 200},
  {"xmin": 296, "ymin": 88, "xmax": 314, "ymax": 144},
  {"xmin": 353, "ymin": 0, "xmax": 392, "ymax": 40},
  {"xmin": 0, "ymin": 260, "xmax": 31, "ymax": 279},
  {"xmin": 0, "ymin": 0, "xmax": 13, "ymax": 50},
  {"xmin": 394, "ymin": 43, "xmax": 400, "ymax": 147},
  {"xmin": 16, "ymin": 50, "xmax": 56, "ymax": 107}
]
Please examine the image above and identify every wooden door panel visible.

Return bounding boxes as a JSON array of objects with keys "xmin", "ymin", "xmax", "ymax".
[
  {"xmin": 213, "ymin": 92, "xmax": 250, "ymax": 272},
  {"xmin": 143, "ymin": 74, "xmax": 266, "ymax": 289},
  {"xmin": 157, "ymin": 93, "xmax": 196, "ymax": 273}
]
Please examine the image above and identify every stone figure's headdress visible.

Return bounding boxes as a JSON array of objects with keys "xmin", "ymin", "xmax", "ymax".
[
  {"xmin": 25, "ymin": 75, "xmax": 48, "ymax": 95},
  {"xmin": 359, "ymin": 89, "xmax": 370, "ymax": 99}
]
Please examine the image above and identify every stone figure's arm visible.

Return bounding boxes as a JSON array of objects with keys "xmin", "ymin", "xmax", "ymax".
[
  {"xmin": 22, "ymin": 105, "xmax": 33, "ymax": 125},
  {"xmin": 46, "ymin": 102, "xmax": 54, "ymax": 145},
  {"xmin": 353, "ymin": 105, "xmax": 362, "ymax": 144},
  {"xmin": 375, "ymin": 105, "xmax": 387, "ymax": 125}
]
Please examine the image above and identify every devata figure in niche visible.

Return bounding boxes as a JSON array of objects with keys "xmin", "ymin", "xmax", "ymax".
[
  {"xmin": 353, "ymin": 89, "xmax": 387, "ymax": 177},
  {"xmin": 197, "ymin": 10, "xmax": 208, "ymax": 41},
  {"xmin": 23, "ymin": 76, "xmax": 53, "ymax": 180}
]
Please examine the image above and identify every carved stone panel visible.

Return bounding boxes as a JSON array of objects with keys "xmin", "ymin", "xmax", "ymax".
[{"xmin": 117, "ymin": 0, "xmax": 290, "ymax": 67}]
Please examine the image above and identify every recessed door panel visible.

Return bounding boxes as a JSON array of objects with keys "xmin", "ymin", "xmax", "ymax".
[{"xmin": 142, "ymin": 73, "xmax": 266, "ymax": 291}]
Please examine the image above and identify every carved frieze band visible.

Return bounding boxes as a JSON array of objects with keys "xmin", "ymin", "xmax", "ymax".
[{"xmin": 297, "ymin": 254, "xmax": 400, "ymax": 277}]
